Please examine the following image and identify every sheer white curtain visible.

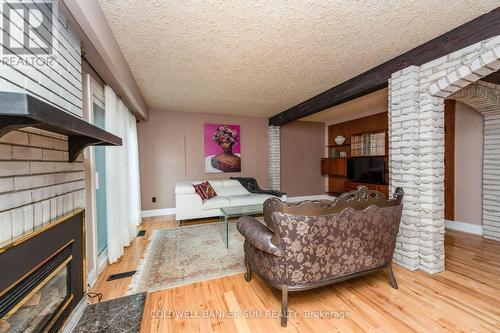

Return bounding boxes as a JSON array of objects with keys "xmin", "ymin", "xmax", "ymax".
[{"xmin": 104, "ymin": 85, "xmax": 142, "ymax": 263}]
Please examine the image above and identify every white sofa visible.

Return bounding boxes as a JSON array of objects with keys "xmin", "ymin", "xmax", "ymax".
[{"xmin": 175, "ymin": 179, "xmax": 286, "ymax": 220}]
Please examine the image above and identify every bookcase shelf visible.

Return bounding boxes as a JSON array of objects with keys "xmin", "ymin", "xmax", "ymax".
[
  {"xmin": 323, "ymin": 112, "xmax": 389, "ymax": 195},
  {"xmin": 327, "ymin": 144, "xmax": 350, "ymax": 147}
]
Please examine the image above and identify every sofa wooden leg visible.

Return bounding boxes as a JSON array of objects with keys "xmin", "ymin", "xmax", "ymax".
[
  {"xmin": 281, "ymin": 286, "xmax": 288, "ymax": 327},
  {"xmin": 386, "ymin": 262, "xmax": 398, "ymax": 289},
  {"xmin": 244, "ymin": 259, "xmax": 252, "ymax": 282}
]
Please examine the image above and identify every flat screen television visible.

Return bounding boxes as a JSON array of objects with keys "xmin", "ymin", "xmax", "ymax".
[{"xmin": 347, "ymin": 156, "xmax": 385, "ymax": 184}]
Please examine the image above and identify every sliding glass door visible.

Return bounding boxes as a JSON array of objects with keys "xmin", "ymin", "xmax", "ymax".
[{"xmin": 93, "ymin": 104, "xmax": 108, "ymax": 256}]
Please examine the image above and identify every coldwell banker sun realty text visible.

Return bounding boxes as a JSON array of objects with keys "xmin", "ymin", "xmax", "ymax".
[{"xmin": 1, "ymin": 0, "xmax": 57, "ymax": 67}]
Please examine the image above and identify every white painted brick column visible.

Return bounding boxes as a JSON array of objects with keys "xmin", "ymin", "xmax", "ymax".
[
  {"xmin": 268, "ymin": 126, "xmax": 280, "ymax": 191},
  {"xmin": 483, "ymin": 113, "xmax": 500, "ymax": 241},
  {"xmin": 388, "ymin": 66, "xmax": 422, "ymax": 271},
  {"xmin": 389, "ymin": 66, "xmax": 447, "ymax": 274},
  {"xmin": 417, "ymin": 93, "xmax": 446, "ymax": 274}
]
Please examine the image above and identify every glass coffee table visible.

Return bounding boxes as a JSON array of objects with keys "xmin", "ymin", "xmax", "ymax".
[{"xmin": 220, "ymin": 204, "xmax": 263, "ymax": 248}]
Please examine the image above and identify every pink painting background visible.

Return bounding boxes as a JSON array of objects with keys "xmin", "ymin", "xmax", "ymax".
[{"xmin": 204, "ymin": 123, "xmax": 241, "ymax": 157}]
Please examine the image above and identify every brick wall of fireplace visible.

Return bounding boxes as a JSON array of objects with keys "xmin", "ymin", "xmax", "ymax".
[
  {"xmin": 0, "ymin": 1, "xmax": 85, "ymax": 246},
  {"xmin": 0, "ymin": 0, "xmax": 83, "ymax": 117},
  {"xmin": 0, "ymin": 129, "xmax": 85, "ymax": 244}
]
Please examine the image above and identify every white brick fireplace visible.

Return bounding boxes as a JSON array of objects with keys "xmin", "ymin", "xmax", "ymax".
[
  {"xmin": 0, "ymin": 3, "xmax": 86, "ymax": 246},
  {"xmin": 0, "ymin": 129, "xmax": 85, "ymax": 244},
  {"xmin": 388, "ymin": 35, "xmax": 500, "ymax": 274}
]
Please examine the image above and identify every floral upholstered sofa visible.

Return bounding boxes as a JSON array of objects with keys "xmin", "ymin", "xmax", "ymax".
[{"xmin": 237, "ymin": 186, "xmax": 404, "ymax": 327}]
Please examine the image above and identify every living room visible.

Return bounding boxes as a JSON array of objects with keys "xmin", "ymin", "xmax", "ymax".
[{"xmin": 0, "ymin": 1, "xmax": 499, "ymax": 333}]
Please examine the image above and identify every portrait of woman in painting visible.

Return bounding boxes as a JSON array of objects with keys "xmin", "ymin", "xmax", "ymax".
[{"xmin": 204, "ymin": 124, "xmax": 241, "ymax": 173}]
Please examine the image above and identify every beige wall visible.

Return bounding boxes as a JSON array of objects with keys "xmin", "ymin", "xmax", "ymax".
[
  {"xmin": 454, "ymin": 101, "xmax": 484, "ymax": 225},
  {"xmin": 138, "ymin": 110, "xmax": 269, "ymax": 210},
  {"xmin": 281, "ymin": 121, "xmax": 325, "ymax": 196}
]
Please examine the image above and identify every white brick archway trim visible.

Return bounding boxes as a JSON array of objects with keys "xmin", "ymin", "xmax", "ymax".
[
  {"xmin": 449, "ymin": 81, "xmax": 500, "ymax": 241},
  {"xmin": 388, "ymin": 35, "xmax": 500, "ymax": 274},
  {"xmin": 449, "ymin": 81, "xmax": 499, "ymax": 114}
]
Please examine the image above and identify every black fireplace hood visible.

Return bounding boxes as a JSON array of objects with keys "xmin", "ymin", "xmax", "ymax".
[{"xmin": 0, "ymin": 92, "xmax": 122, "ymax": 162}]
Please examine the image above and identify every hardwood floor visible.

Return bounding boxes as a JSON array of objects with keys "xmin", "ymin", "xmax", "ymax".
[
  {"xmin": 90, "ymin": 216, "xmax": 500, "ymax": 332},
  {"xmin": 89, "ymin": 216, "xmax": 176, "ymax": 303},
  {"xmin": 89, "ymin": 215, "xmax": 222, "ymax": 302}
]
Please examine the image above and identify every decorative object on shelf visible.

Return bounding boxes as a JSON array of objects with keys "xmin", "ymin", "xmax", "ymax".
[
  {"xmin": 330, "ymin": 147, "xmax": 339, "ymax": 158},
  {"xmin": 351, "ymin": 132, "xmax": 385, "ymax": 156},
  {"xmin": 334, "ymin": 135, "xmax": 346, "ymax": 145},
  {"xmin": 339, "ymin": 151, "xmax": 347, "ymax": 158}
]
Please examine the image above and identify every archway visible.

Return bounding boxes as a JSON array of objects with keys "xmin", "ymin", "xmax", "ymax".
[
  {"xmin": 448, "ymin": 81, "xmax": 500, "ymax": 242},
  {"xmin": 388, "ymin": 36, "xmax": 500, "ymax": 273}
]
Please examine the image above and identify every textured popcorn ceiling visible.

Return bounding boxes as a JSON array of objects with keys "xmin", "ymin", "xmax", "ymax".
[{"xmin": 98, "ymin": 0, "xmax": 499, "ymax": 118}]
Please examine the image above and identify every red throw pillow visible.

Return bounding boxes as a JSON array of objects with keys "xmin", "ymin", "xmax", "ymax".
[{"xmin": 193, "ymin": 181, "xmax": 217, "ymax": 200}]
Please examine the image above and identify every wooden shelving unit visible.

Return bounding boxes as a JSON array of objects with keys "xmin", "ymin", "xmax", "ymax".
[
  {"xmin": 327, "ymin": 144, "xmax": 350, "ymax": 148},
  {"xmin": 323, "ymin": 112, "xmax": 389, "ymax": 196},
  {"xmin": 321, "ymin": 157, "xmax": 347, "ymax": 176}
]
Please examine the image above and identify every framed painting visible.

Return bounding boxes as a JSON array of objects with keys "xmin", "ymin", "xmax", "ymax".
[{"xmin": 204, "ymin": 123, "xmax": 241, "ymax": 173}]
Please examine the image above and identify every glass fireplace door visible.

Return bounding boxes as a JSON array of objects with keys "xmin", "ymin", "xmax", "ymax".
[{"xmin": 0, "ymin": 258, "xmax": 71, "ymax": 333}]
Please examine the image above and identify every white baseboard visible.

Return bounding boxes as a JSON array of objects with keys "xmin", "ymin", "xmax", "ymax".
[
  {"xmin": 445, "ymin": 219, "xmax": 483, "ymax": 235},
  {"xmin": 61, "ymin": 296, "xmax": 88, "ymax": 333},
  {"xmin": 98, "ymin": 249, "xmax": 108, "ymax": 274},
  {"xmin": 141, "ymin": 195, "xmax": 336, "ymax": 218},
  {"xmin": 142, "ymin": 208, "xmax": 176, "ymax": 218},
  {"xmin": 87, "ymin": 251, "xmax": 107, "ymax": 290},
  {"xmin": 86, "ymin": 268, "xmax": 97, "ymax": 289}
]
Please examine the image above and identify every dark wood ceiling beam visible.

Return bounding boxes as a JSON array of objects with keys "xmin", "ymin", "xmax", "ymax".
[{"xmin": 269, "ymin": 7, "xmax": 500, "ymax": 126}]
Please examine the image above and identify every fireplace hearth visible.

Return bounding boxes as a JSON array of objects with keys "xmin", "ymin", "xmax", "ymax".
[{"xmin": 0, "ymin": 209, "xmax": 85, "ymax": 333}]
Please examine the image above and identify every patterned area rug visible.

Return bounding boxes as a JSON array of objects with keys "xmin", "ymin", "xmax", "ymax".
[{"xmin": 129, "ymin": 222, "xmax": 245, "ymax": 293}]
